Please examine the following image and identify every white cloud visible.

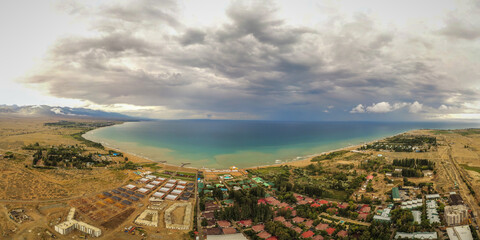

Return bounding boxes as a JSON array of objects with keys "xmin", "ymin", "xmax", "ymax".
[
  {"xmin": 365, "ymin": 102, "xmax": 394, "ymax": 113},
  {"xmin": 350, "ymin": 104, "xmax": 365, "ymax": 113},
  {"xmin": 409, "ymin": 101, "xmax": 423, "ymax": 113},
  {"xmin": 351, "ymin": 101, "xmax": 426, "ymax": 114},
  {"xmin": 439, "ymin": 104, "xmax": 449, "ymax": 111}
]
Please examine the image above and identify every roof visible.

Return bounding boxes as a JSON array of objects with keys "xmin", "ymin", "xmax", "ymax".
[
  {"xmin": 238, "ymin": 219, "xmax": 252, "ymax": 227},
  {"xmin": 395, "ymin": 232, "xmax": 437, "ymax": 239},
  {"xmin": 292, "ymin": 217, "xmax": 305, "ymax": 223},
  {"xmin": 392, "ymin": 187, "xmax": 400, "ymax": 200},
  {"xmin": 337, "ymin": 230, "xmax": 348, "ymax": 237},
  {"xmin": 316, "ymin": 223, "xmax": 329, "ymax": 231},
  {"xmin": 206, "ymin": 227, "xmax": 222, "ymax": 235},
  {"xmin": 257, "ymin": 231, "xmax": 272, "ymax": 239},
  {"xmin": 446, "ymin": 225, "xmax": 473, "ymax": 240},
  {"xmin": 252, "ymin": 224, "xmax": 265, "ymax": 232},
  {"xmin": 217, "ymin": 220, "xmax": 231, "ymax": 228},
  {"xmin": 207, "ymin": 233, "xmax": 248, "ymax": 240},
  {"xmin": 222, "ymin": 227, "xmax": 237, "ymax": 235},
  {"xmin": 301, "ymin": 231, "xmax": 315, "ymax": 238},
  {"xmin": 326, "ymin": 227, "xmax": 336, "ymax": 235},
  {"xmin": 265, "ymin": 237, "xmax": 278, "ymax": 240}
]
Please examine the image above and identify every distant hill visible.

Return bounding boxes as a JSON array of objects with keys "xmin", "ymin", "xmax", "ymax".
[{"xmin": 0, "ymin": 105, "xmax": 143, "ymax": 120}]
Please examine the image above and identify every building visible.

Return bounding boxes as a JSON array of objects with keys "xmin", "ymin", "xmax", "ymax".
[
  {"xmin": 445, "ymin": 205, "xmax": 469, "ymax": 226},
  {"xmin": 401, "ymin": 199, "xmax": 423, "ymax": 209},
  {"xmin": 374, "ymin": 205, "xmax": 393, "ymax": 222},
  {"xmin": 425, "ymin": 193, "xmax": 440, "ymax": 200},
  {"xmin": 449, "ymin": 194, "xmax": 464, "ymax": 205},
  {"xmin": 392, "ymin": 187, "xmax": 401, "ymax": 201},
  {"xmin": 54, "ymin": 208, "xmax": 101, "ymax": 237},
  {"xmin": 426, "ymin": 200, "xmax": 440, "ymax": 224},
  {"xmin": 446, "ymin": 225, "xmax": 474, "ymax": 240},
  {"xmin": 395, "ymin": 232, "xmax": 437, "ymax": 239}
]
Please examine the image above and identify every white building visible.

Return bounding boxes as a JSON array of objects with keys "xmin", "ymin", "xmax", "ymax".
[
  {"xmin": 395, "ymin": 232, "xmax": 437, "ymax": 239},
  {"xmin": 445, "ymin": 205, "xmax": 469, "ymax": 226},
  {"xmin": 446, "ymin": 225, "xmax": 474, "ymax": 240},
  {"xmin": 54, "ymin": 208, "xmax": 101, "ymax": 237}
]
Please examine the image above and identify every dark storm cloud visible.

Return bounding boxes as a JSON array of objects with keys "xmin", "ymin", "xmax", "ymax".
[{"xmin": 21, "ymin": 0, "xmax": 480, "ymax": 120}]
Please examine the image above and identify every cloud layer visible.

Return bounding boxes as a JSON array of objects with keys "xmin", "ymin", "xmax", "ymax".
[{"xmin": 20, "ymin": 0, "xmax": 480, "ymax": 120}]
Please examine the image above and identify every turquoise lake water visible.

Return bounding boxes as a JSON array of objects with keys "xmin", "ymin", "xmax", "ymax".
[{"xmin": 83, "ymin": 120, "xmax": 478, "ymax": 169}]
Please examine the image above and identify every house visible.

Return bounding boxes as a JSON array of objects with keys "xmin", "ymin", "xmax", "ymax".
[
  {"xmin": 237, "ymin": 219, "xmax": 252, "ymax": 228},
  {"xmin": 313, "ymin": 235, "xmax": 324, "ymax": 240},
  {"xmin": 292, "ymin": 217, "xmax": 305, "ymax": 223},
  {"xmin": 273, "ymin": 216, "xmax": 285, "ymax": 223},
  {"xmin": 283, "ymin": 221, "xmax": 292, "ymax": 228},
  {"xmin": 293, "ymin": 227, "xmax": 302, "ymax": 234},
  {"xmin": 206, "ymin": 228, "xmax": 222, "ymax": 235},
  {"xmin": 257, "ymin": 231, "xmax": 272, "ymax": 239},
  {"xmin": 305, "ymin": 220, "xmax": 314, "ymax": 228},
  {"xmin": 266, "ymin": 237, "xmax": 278, "ymax": 240},
  {"xmin": 318, "ymin": 200, "xmax": 329, "ymax": 205},
  {"xmin": 222, "ymin": 228, "xmax": 237, "ymax": 235},
  {"xmin": 337, "ymin": 230, "xmax": 348, "ymax": 238},
  {"xmin": 217, "ymin": 220, "xmax": 231, "ymax": 228},
  {"xmin": 301, "ymin": 231, "xmax": 315, "ymax": 238},
  {"xmin": 252, "ymin": 224, "xmax": 265, "ymax": 232},
  {"xmin": 358, "ymin": 213, "xmax": 369, "ymax": 221},
  {"xmin": 316, "ymin": 223, "xmax": 329, "ymax": 231},
  {"xmin": 326, "ymin": 227, "xmax": 336, "ymax": 235}
]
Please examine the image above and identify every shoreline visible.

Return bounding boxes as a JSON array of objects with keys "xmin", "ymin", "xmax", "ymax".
[{"xmin": 83, "ymin": 122, "xmax": 418, "ymax": 170}]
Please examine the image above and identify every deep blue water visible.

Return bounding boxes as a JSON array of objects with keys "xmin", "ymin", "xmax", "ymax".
[{"xmin": 83, "ymin": 120, "xmax": 479, "ymax": 169}]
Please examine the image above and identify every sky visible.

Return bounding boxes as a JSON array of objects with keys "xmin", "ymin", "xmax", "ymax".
[{"xmin": 1, "ymin": 0, "xmax": 479, "ymax": 121}]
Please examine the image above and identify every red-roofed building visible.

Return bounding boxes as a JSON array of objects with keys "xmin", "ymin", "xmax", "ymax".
[
  {"xmin": 265, "ymin": 197, "xmax": 276, "ymax": 202},
  {"xmin": 316, "ymin": 223, "xmax": 328, "ymax": 231},
  {"xmin": 292, "ymin": 217, "xmax": 305, "ymax": 223},
  {"xmin": 311, "ymin": 203, "xmax": 321, "ymax": 208},
  {"xmin": 222, "ymin": 228, "xmax": 237, "ymax": 234},
  {"xmin": 326, "ymin": 207, "xmax": 338, "ymax": 215},
  {"xmin": 357, "ymin": 213, "xmax": 368, "ymax": 221},
  {"xmin": 238, "ymin": 219, "xmax": 252, "ymax": 227},
  {"xmin": 305, "ymin": 220, "xmax": 314, "ymax": 228},
  {"xmin": 337, "ymin": 230, "xmax": 348, "ymax": 238},
  {"xmin": 252, "ymin": 224, "xmax": 265, "ymax": 232},
  {"xmin": 217, "ymin": 220, "xmax": 231, "ymax": 228},
  {"xmin": 366, "ymin": 175, "xmax": 374, "ymax": 180},
  {"xmin": 291, "ymin": 210, "xmax": 297, "ymax": 216},
  {"xmin": 257, "ymin": 231, "xmax": 272, "ymax": 239},
  {"xmin": 293, "ymin": 227, "xmax": 302, "ymax": 234},
  {"xmin": 326, "ymin": 227, "xmax": 336, "ymax": 235},
  {"xmin": 273, "ymin": 216, "xmax": 286, "ymax": 223},
  {"xmin": 301, "ymin": 230, "xmax": 315, "ymax": 238},
  {"xmin": 282, "ymin": 206, "xmax": 294, "ymax": 211},
  {"xmin": 278, "ymin": 202, "xmax": 290, "ymax": 208},
  {"xmin": 305, "ymin": 197, "xmax": 314, "ymax": 203},
  {"xmin": 297, "ymin": 200, "xmax": 308, "ymax": 205},
  {"xmin": 337, "ymin": 202, "xmax": 349, "ymax": 209},
  {"xmin": 258, "ymin": 199, "xmax": 267, "ymax": 205},
  {"xmin": 318, "ymin": 200, "xmax": 329, "ymax": 205},
  {"xmin": 283, "ymin": 221, "xmax": 293, "ymax": 228},
  {"xmin": 266, "ymin": 237, "xmax": 278, "ymax": 240},
  {"xmin": 360, "ymin": 205, "xmax": 371, "ymax": 213},
  {"xmin": 313, "ymin": 235, "xmax": 324, "ymax": 240}
]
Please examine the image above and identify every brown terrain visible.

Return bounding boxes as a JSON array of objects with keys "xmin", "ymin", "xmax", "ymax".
[{"xmin": 1, "ymin": 115, "xmax": 479, "ymax": 239}]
